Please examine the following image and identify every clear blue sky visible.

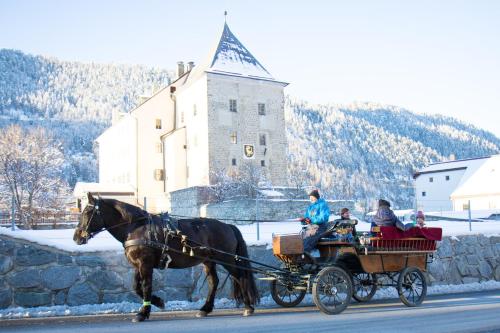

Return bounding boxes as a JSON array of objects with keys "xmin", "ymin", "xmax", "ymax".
[{"xmin": 1, "ymin": 0, "xmax": 499, "ymax": 137}]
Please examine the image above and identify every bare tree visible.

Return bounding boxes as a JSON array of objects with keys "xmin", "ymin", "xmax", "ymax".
[
  {"xmin": 208, "ymin": 168, "xmax": 241, "ymax": 203},
  {"xmin": 235, "ymin": 162, "xmax": 263, "ymax": 199},
  {"xmin": 0, "ymin": 125, "xmax": 67, "ymax": 228}
]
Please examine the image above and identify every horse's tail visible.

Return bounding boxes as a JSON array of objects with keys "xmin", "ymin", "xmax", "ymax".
[{"xmin": 229, "ymin": 224, "xmax": 260, "ymax": 306}]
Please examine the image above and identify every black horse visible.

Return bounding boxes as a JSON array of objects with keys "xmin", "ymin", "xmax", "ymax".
[{"xmin": 73, "ymin": 193, "xmax": 259, "ymax": 322}]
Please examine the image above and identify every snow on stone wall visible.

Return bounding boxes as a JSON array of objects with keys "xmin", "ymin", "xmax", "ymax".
[{"xmin": 0, "ymin": 234, "xmax": 499, "ymax": 309}]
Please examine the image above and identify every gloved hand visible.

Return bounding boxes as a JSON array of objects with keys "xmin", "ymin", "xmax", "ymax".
[{"xmin": 300, "ymin": 217, "xmax": 311, "ymax": 225}]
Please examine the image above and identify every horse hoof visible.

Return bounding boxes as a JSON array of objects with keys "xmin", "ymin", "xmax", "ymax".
[
  {"xmin": 196, "ymin": 310, "xmax": 208, "ymax": 318},
  {"xmin": 243, "ymin": 309, "xmax": 254, "ymax": 317},
  {"xmin": 132, "ymin": 313, "xmax": 148, "ymax": 322}
]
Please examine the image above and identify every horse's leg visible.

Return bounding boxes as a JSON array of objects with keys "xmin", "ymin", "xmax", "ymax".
[
  {"xmin": 196, "ymin": 262, "xmax": 219, "ymax": 318},
  {"xmin": 132, "ymin": 263, "xmax": 154, "ymax": 323},
  {"xmin": 133, "ymin": 269, "xmax": 164, "ymax": 309}
]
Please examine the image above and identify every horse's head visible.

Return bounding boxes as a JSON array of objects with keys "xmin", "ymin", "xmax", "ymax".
[{"xmin": 73, "ymin": 193, "xmax": 106, "ymax": 245}]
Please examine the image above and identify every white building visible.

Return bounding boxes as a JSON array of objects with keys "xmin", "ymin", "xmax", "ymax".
[
  {"xmin": 76, "ymin": 22, "xmax": 289, "ymax": 212},
  {"xmin": 414, "ymin": 155, "xmax": 500, "ymax": 212}
]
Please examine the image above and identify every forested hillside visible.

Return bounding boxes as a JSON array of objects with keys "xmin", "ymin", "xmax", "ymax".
[
  {"xmin": 285, "ymin": 100, "xmax": 500, "ymax": 209},
  {"xmin": 1, "ymin": 49, "xmax": 499, "ymax": 209}
]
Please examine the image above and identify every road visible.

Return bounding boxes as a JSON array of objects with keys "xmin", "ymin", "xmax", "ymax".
[{"xmin": 1, "ymin": 290, "xmax": 500, "ymax": 333}]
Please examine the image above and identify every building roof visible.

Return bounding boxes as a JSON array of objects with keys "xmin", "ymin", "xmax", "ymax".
[
  {"xmin": 450, "ymin": 155, "xmax": 500, "ymax": 198},
  {"xmin": 207, "ymin": 23, "xmax": 274, "ymax": 80},
  {"xmin": 183, "ymin": 22, "xmax": 287, "ymax": 86},
  {"xmin": 413, "ymin": 155, "xmax": 492, "ymax": 179}
]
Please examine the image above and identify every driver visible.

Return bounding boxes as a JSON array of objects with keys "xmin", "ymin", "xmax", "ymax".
[{"xmin": 301, "ymin": 189, "xmax": 330, "ymax": 254}]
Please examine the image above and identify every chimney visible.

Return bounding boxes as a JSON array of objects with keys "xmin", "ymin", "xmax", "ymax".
[
  {"xmin": 449, "ymin": 153, "xmax": 456, "ymax": 161},
  {"xmin": 187, "ymin": 61, "xmax": 195, "ymax": 72},
  {"xmin": 177, "ymin": 61, "xmax": 185, "ymax": 78}
]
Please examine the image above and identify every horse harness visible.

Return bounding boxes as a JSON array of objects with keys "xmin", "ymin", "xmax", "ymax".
[{"xmin": 122, "ymin": 212, "xmax": 186, "ymax": 269}]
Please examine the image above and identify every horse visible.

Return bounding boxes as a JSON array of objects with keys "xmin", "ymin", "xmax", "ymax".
[{"xmin": 73, "ymin": 193, "xmax": 259, "ymax": 322}]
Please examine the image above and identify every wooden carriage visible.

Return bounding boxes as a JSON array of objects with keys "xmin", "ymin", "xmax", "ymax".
[{"xmin": 269, "ymin": 223, "xmax": 442, "ymax": 315}]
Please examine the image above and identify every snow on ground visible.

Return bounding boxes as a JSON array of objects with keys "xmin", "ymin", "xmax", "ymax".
[
  {"xmin": 1, "ymin": 219, "xmax": 499, "ymax": 251},
  {"xmin": 1, "ymin": 280, "xmax": 499, "ymax": 319}
]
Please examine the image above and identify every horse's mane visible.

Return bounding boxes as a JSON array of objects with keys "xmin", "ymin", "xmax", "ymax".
[{"xmin": 103, "ymin": 198, "xmax": 149, "ymax": 223}]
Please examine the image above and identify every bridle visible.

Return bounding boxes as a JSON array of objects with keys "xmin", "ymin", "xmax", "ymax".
[
  {"xmin": 77, "ymin": 200, "xmax": 106, "ymax": 241},
  {"xmin": 77, "ymin": 199, "xmax": 143, "ymax": 242}
]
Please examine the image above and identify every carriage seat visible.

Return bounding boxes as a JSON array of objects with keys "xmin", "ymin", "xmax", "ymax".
[{"xmin": 373, "ymin": 226, "xmax": 442, "ymax": 241}]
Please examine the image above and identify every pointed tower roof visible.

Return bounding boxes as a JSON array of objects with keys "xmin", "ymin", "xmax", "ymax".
[{"xmin": 206, "ymin": 23, "xmax": 277, "ymax": 81}]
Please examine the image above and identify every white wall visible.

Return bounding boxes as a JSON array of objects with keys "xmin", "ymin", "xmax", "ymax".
[
  {"xmin": 175, "ymin": 74, "xmax": 210, "ymax": 188},
  {"xmin": 415, "ymin": 169, "xmax": 466, "ymax": 212},
  {"xmin": 97, "ymin": 115, "xmax": 137, "ymax": 188},
  {"xmin": 453, "ymin": 195, "xmax": 500, "ymax": 211}
]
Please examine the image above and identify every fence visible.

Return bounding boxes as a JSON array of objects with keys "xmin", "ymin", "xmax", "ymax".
[{"xmin": 0, "ymin": 211, "xmax": 80, "ymax": 229}]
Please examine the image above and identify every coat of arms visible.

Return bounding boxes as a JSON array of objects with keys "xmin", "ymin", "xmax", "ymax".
[{"xmin": 243, "ymin": 144, "xmax": 255, "ymax": 159}]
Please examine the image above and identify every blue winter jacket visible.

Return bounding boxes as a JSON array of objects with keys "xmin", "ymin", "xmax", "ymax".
[{"xmin": 304, "ymin": 198, "xmax": 331, "ymax": 225}]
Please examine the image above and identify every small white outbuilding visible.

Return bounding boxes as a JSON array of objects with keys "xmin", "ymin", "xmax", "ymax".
[{"xmin": 414, "ymin": 155, "xmax": 500, "ymax": 212}]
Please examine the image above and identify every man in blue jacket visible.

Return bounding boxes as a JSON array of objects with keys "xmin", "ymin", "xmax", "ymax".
[{"xmin": 301, "ymin": 189, "xmax": 331, "ymax": 253}]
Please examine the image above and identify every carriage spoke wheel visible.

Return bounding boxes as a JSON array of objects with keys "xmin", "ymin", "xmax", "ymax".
[
  {"xmin": 312, "ymin": 266, "xmax": 352, "ymax": 315},
  {"xmin": 397, "ymin": 267, "xmax": 427, "ymax": 307},
  {"xmin": 271, "ymin": 279, "xmax": 306, "ymax": 307},
  {"xmin": 352, "ymin": 273, "xmax": 377, "ymax": 302}
]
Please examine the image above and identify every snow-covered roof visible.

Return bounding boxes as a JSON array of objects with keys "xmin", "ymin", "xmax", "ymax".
[
  {"xmin": 206, "ymin": 23, "xmax": 275, "ymax": 80},
  {"xmin": 416, "ymin": 156, "xmax": 491, "ymax": 174},
  {"xmin": 73, "ymin": 182, "xmax": 136, "ymax": 197},
  {"xmin": 451, "ymin": 155, "xmax": 500, "ymax": 198}
]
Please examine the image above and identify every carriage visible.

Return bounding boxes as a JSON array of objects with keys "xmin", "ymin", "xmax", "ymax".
[
  {"xmin": 75, "ymin": 194, "xmax": 442, "ymax": 320},
  {"xmin": 266, "ymin": 220, "xmax": 442, "ymax": 315}
]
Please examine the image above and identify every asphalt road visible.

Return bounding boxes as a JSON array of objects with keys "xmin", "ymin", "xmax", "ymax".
[{"xmin": 1, "ymin": 290, "xmax": 500, "ymax": 333}]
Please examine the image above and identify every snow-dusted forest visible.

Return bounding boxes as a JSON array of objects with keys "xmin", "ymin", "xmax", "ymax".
[{"xmin": 1, "ymin": 49, "xmax": 499, "ymax": 209}]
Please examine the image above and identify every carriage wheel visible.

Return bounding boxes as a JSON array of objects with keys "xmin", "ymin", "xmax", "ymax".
[
  {"xmin": 397, "ymin": 267, "xmax": 427, "ymax": 307},
  {"xmin": 271, "ymin": 279, "xmax": 306, "ymax": 307},
  {"xmin": 312, "ymin": 266, "xmax": 352, "ymax": 315},
  {"xmin": 352, "ymin": 273, "xmax": 377, "ymax": 302}
]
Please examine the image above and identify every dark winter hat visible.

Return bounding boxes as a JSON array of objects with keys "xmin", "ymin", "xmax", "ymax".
[
  {"xmin": 340, "ymin": 208, "xmax": 349, "ymax": 215},
  {"xmin": 309, "ymin": 189, "xmax": 320, "ymax": 199},
  {"xmin": 378, "ymin": 199, "xmax": 391, "ymax": 207},
  {"xmin": 416, "ymin": 211, "xmax": 425, "ymax": 219}
]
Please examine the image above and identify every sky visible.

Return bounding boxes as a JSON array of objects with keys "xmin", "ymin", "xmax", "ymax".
[{"xmin": 1, "ymin": 0, "xmax": 499, "ymax": 137}]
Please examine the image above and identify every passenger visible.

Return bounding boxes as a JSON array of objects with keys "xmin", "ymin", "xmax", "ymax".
[
  {"xmin": 373, "ymin": 199, "xmax": 405, "ymax": 231},
  {"xmin": 415, "ymin": 210, "xmax": 426, "ymax": 228},
  {"xmin": 301, "ymin": 189, "xmax": 330, "ymax": 253},
  {"xmin": 335, "ymin": 208, "xmax": 356, "ymax": 242}
]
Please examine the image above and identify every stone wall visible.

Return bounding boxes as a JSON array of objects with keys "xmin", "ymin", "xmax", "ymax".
[
  {"xmin": 0, "ymin": 234, "xmax": 499, "ymax": 309},
  {"xmin": 200, "ymin": 199, "xmax": 355, "ymax": 222},
  {"xmin": 170, "ymin": 185, "xmax": 355, "ymax": 221}
]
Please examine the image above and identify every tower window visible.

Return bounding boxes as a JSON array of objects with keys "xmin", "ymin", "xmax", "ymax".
[
  {"xmin": 259, "ymin": 134, "xmax": 266, "ymax": 146},
  {"xmin": 261, "ymin": 160, "xmax": 266, "ymax": 167},
  {"xmin": 422, "ymin": 191, "xmax": 426, "ymax": 197},
  {"xmin": 232, "ymin": 158, "xmax": 237, "ymax": 166},
  {"xmin": 155, "ymin": 119, "xmax": 162, "ymax": 129},
  {"xmin": 445, "ymin": 175, "xmax": 450, "ymax": 181},
  {"xmin": 429, "ymin": 177, "xmax": 433, "ymax": 183},
  {"xmin": 230, "ymin": 132, "xmax": 237, "ymax": 144},
  {"xmin": 229, "ymin": 99, "xmax": 237, "ymax": 112},
  {"xmin": 258, "ymin": 103, "xmax": 266, "ymax": 115},
  {"xmin": 154, "ymin": 169, "xmax": 164, "ymax": 181}
]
